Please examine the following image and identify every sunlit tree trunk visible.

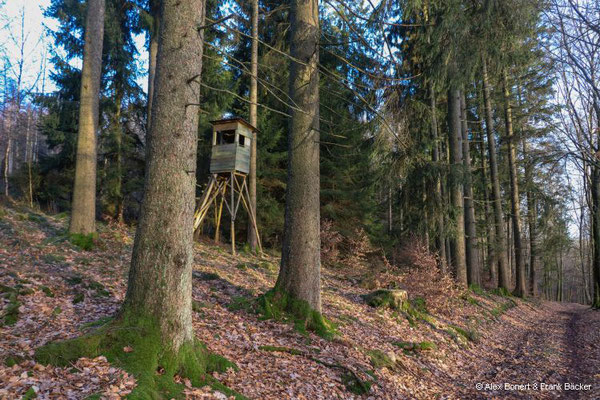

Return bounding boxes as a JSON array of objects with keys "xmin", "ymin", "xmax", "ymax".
[
  {"xmin": 247, "ymin": 0, "xmax": 259, "ymax": 251},
  {"xmin": 276, "ymin": 0, "xmax": 322, "ymax": 310},
  {"xmin": 70, "ymin": 0, "xmax": 105, "ymax": 235},
  {"xmin": 124, "ymin": 0, "xmax": 206, "ymax": 350}
]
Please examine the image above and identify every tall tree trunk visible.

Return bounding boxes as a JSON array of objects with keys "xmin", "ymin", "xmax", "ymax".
[
  {"xmin": 114, "ymin": 94, "xmax": 124, "ymax": 223},
  {"xmin": 247, "ymin": 0, "xmax": 259, "ymax": 251},
  {"xmin": 447, "ymin": 88, "xmax": 468, "ymax": 286},
  {"xmin": 431, "ymin": 85, "xmax": 447, "ymax": 270},
  {"xmin": 276, "ymin": 0, "xmax": 322, "ymax": 314},
  {"xmin": 146, "ymin": 0, "xmax": 160, "ymax": 134},
  {"xmin": 69, "ymin": 0, "xmax": 105, "ymax": 235},
  {"xmin": 502, "ymin": 71, "xmax": 526, "ymax": 297},
  {"xmin": 460, "ymin": 90, "xmax": 479, "ymax": 285},
  {"xmin": 478, "ymin": 90, "xmax": 497, "ymax": 286},
  {"xmin": 482, "ymin": 57, "xmax": 510, "ymax": 290},
  {"xmin": 124, "ymin": 0, "xmax": 206, "ymax": 352},
  {"xmin": 591, "ymin": 164, "xmax": 600, "ymax": 308},
  {"xmin": 523, "ymin": 136, "xmax": 537, "ymax": 296}
]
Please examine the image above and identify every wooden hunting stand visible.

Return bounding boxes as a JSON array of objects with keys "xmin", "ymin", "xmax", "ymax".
[{"xmin": 193, "ymin": 118, "xmax": 262, "ymax": 255}]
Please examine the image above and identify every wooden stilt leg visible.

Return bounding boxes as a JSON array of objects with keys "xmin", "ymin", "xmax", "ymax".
[{"xmin": 230, "ymin": 172, "xmax": 236, "ymax": 255}]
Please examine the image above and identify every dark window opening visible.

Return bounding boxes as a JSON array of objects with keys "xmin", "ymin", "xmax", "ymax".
[
  {"xmin": 216, "ymin": 129, "xmax": 236, "ymax": 144},
  {"xmin": 239, "ymin": 135, "xmax": 246, "ymax": 147}
]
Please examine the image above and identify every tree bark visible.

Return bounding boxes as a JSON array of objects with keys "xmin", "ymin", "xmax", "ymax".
[
  {"xmin": 124, "ymin": 0, "xmax": 206, "ymax": 351},
  {"xmin": 502, "ymin": 71, "xmax": 526, "ymax": 298},
  {"xmin": 70, "ymin": 0, "xmax": 105, "ymax": 235},
  {"xmin": 431, "ymin": 85, "xmax": 447, "ymax": 271},
  {"xmin": 591, "ymin": 164, "xmax": 600, "ymax": 308},
  {"xmin": 447, "ymin": 88, "xmax": 468, "ymax": 286},
  {"xmin": 247, "ymin": 0, "xmax": 259, "ymax": 251},
  {"xmin": 276, "ymin": 0, "xmax": 322, "ymax": 311},
  {"xmin": 460, "ymin": 90, "xmax": 479, "ymax": 286},
  {"xmin": 522, "ymin": 135, "xmax": 537, "ymax": 296},
  {"xmin": 481, "ymin": 57, "xmax": 510, "ymax": 290},
  {"xmin": 146, "ymin": 0, "xmax": 160, "ymax": 134},
  {"xmin": 478, "ymin": 89, "xmax": 497, "ymax": 286}
]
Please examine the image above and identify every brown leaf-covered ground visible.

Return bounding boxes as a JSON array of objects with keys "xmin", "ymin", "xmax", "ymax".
[{"xmin": 0, "ymin": 204, "xmax": 599, "ymax": 399}]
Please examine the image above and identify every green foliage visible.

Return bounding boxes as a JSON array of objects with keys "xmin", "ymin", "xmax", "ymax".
[
  {"xmin": 22, "ymin": 387, "xmax": 37, "ymax": 399},
  {"xmin": 35, "ymin": 312, "xmax": 243, "ymax": 399},
  {"xmin": 1, "ymin": 291, "xmax": 21, "ymax": 326},
  {"xmin": 258, "ymin": 290, "xmax": 337, "ymax": 339},
  {"xmin": 43, "ymin": 253, "xmax": 66, "ymax": 264}
]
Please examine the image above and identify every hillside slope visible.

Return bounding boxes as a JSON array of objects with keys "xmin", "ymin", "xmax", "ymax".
[{"xmin": 0, "ymin": 205, "xmax": 598, "ymax": 399}]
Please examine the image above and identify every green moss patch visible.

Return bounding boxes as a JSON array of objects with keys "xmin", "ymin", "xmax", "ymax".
[
  {"xmin": 448, "ymin": 324, "xmax": 479, "ymax": 343},
  {"xmin": 393, "ymin": 341, "xmax": 437, "ymax": 354},
  {"xmin": 490, "ymin": 298, "xmax": 517, "ymax": 318},
  {"xmin": 341, "ymin": 372, "xmax": 372, "ymax": 395},
  {"xmin": 258, "ymin": 345, "xmax": 304, "ymax": 355},
  {"xmin": 4, "ymin": 355, "xmax": 25, "ymax": 367},
  {"xmin": 69, "ymin": 233, "xmax": 97, "ymax": 251},
  {"xmin": 362, "ymin": 289, "xmax": 407, "ymax": 310},
  {"xmin": 258, "ymin": 289, "xmax": 337, "ymax": 339},
  {"xmin": 43, "ymin": 253, "xmax": 67, "ymax": 264},
  {"xmin": 366, "ymin": 349, "xmax": 395, "ymax": 369},
  {"xmin": 39, "ymin": 286, "xmax": 54, "ymax": 298},
  {"xmin": 1, "ymin": 290, "xmax": 21, "ymax": 326},
  {"xmin": 35, "ymin": 312, "xmax": 244, "ymax": 399}
]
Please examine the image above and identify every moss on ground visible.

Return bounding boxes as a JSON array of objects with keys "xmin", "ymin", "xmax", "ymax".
[
  {"xmin": 1, "ymin": 287, "xmax": 21, "ymax": 326},
  {"xmin": 35, "ymin": 312, "xmax": 245, "ymax": 399},
  {"xmin": 258, "ymin": 345, "xmax": 304, "ymax": 355},
  {"xmin": 22, "ymin": 387, "xmax": 37, "ymax": 399},
  {"xmin": 393, "ymin": 341, "xmax": 437, "ymax": 354},
  {"xmin": 39, "ymin": 286, "xmax": 54, "ymax": 298},
  {"xmin": 258, "ymin": 289, "xmax": 337, "ymax": 339},
  {"xmin": 361, "ymin": 289, "xmax": 407, "ymax": 310},
  {"xmin": 448, "ymin": 324, "xmax": 479, "ymax": 343},
  {"xmin": 366, "ymin": 349, "xmax": 395, "ymax": 369},
  {"xmin": 69, "ymin": 233, "xmax": 97, "ymax": 251},
  {"xmin": 341, "ymin": 372, "xmax": 372, "ymax": 395},
  {"xmin": 490, "ymin": 298, "xmax": 517, "ymax": 318}
]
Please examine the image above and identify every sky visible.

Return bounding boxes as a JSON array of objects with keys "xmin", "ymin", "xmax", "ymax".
[{"xmin": 0, "ymin": 0, "xmax": 148, "ymax": 95}]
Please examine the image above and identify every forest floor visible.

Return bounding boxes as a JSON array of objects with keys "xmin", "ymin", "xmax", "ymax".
[{"xmin": 0, "ymin": 203, "xmax": 599, "ymax": 399}]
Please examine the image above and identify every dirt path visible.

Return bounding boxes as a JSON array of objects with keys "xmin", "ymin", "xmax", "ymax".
[{"xmin": 461, "ymin": 302, "xmax": 600, "ymax": 399}]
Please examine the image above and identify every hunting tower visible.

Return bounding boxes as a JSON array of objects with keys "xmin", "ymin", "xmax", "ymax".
[{"xmin": 194, "ymin": 118, "xmax": 261, "ymax": 254}]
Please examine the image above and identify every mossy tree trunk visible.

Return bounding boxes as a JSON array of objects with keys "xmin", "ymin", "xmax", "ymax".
[
  {"xmin": 69, "ymin": 0, "xmax": 105, "ymax": 235},
  {"xmin": 482, "ymin": 57, "xmax": 510, "ymax": 290},
  {"xmin": 247, "ymin": 0, "xmax": 259, "ymax": 251},
  {"xmin": 447, "ymin": 87, "xmax": 467, "ymax": 286},
  {"xmin": 502, "ymin": 71, "xmax": 526, "ymax": 298},
  {"xmin": 276, "ymin": 0, "xmax": 322, "ymax": 312},
  {"xmin": 123, "ymin": 0, "xmax": 206, "ymax": 352}
]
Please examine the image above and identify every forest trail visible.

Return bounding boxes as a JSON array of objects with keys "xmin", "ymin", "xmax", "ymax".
[
  {"xmin": 1, "ymin": 207, "xmax": 599, "ymax": 399},
  {"xmin": 459, "ymin": 302, "xmax": 600, "ymax": 399}
]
